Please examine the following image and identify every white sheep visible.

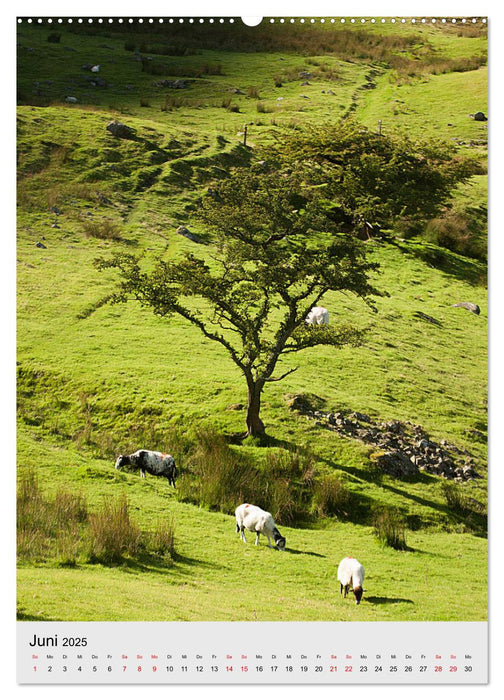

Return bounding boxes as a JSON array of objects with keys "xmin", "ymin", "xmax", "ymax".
[
  {"xmin": 235, "ymin": 503, "xmax": 286, "ymax": 550},
  {"xmin": 337, "ymin": 556, "xmax": 365, "ymax": 604},
  {"xmin": 305, "ymin": 306, "xmax": 329, "ymax": 325}
]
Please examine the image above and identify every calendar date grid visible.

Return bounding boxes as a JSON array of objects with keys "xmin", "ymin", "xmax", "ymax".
[{"xmin": 29, "ymin": 649, "xmax": 476, "ymax": 678}]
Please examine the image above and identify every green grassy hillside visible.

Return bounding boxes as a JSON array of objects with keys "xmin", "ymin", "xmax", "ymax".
[{"xmin": 16, "ymin": 19, "xmax": 487, "ymax": 622}]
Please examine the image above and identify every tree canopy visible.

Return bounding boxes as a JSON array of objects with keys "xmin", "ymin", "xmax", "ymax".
[
  {"xmin": 99, "ymin": 122, "xmax": 471, "ymax": 438},
  {"xmin": 268, "ymin": 121, "xmax": 474, "ymax": 234}
]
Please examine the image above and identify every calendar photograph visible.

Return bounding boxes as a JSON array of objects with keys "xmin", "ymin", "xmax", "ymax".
[{"xmin": 16, "ymin": 13, "xmax": 487, "ymax": 643}]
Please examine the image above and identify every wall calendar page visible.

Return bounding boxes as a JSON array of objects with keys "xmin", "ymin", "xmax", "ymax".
[{"xmin": 15, "ymin": 8, "xmax": 489, "ymax": 688}]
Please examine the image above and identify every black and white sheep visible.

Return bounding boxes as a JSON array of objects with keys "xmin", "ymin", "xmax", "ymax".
[
  {"xmin": 337, "ymin": 556, "xmax": 365, "ymax": 604},
  {"xmin": 235, "ymin": 503, "xmax": 286, "ymax": 550},
  {"xmin": 305, "ymin": 306, "xmax": 329, "ymax": 325},
  {"xmin": 114, "ymin": 450, "xmax": 177, "ymax": 486}
]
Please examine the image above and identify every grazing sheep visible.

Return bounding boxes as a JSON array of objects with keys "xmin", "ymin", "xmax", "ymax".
[
  {"xmin": 337, "ymin": 556, "xmax": 365, "ymax": 604},
  {"xmin": 305, "ymin": 306, "xmax": 329, "ymax": 325},
  {"xmin": 114, "ymin": 450, "xmax": 176, "ymax": 486},
  {"xmin": 235, "ymin": 503, "xmax": 286, "ymax": 550}
]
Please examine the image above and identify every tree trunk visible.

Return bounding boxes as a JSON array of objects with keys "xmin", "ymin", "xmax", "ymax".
[{"xmin": 246, "ymin": 378, "xmax": 266, "ymax": 437}]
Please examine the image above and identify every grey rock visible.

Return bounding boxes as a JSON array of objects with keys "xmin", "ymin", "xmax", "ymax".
[
  {"xmin": 155, "ymin": 79, "xmax": 193, "ymax": 89},
  {"xmin": 176, "ymin": 226, "xmax": 204, "ymax": 244},
  {"xmin": 452, "ymin": 302, "xmax": 480, "ymax": 315},
  {"xmin": 374, "ymin": 451, "xmax": 418, "ymax": 479},
  {"xmin": 106, "ymin": 121, "xmax": 136, "ymax": 139}
]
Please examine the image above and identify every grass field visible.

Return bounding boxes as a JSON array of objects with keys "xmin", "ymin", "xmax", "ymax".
[{"xmin": 16, "ymin": 19, "xmax": 487, "ymax": 622}]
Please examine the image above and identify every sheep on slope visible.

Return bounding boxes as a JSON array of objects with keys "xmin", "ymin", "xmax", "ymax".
[
  {"xmin": 235, "ymin": 503, "xmax": 286, "ymax": 550},
  {"xmin": 337, "ymin": 556, "xmax": 365, "ymax": 604},
  {"xmin": 305, "ymin": 306, "xmax": 329, "ymax": 325},
  {"xmin": 114, "ymin": 450, "xmax": 177, "ymax": 486}
]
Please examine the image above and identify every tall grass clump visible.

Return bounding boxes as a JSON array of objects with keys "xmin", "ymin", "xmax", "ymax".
[
  {"xmin": 263, "ymin": 450, "xmax": 315, "ymax": 525},
  {"xmin": 201, "ymin": 63, "xmax": 222, "ymax": 75},
  {"xmin": 87, "ymin": 493, "xmax": 142, "ymax": 564},
  {"xmin": 441, "ymin": 481, "xmax": 470, "ymax": 514},
  {"xmin": 17, "ymin": 469, "xmax": 53, "ymax": 560},
  {"xmin": 54, "ymin": 489, "xmax": 88, "ymax": 525},
  {"xmin": 256, "ymin": 101, "xmax": 273, "ymax": 113},
  {"xmin": 82, "ymin": 218, "xmax": 123, "ymax": 241},
  {"xmin": 312, "ymin": 473, "xmax": 351, "ymax": 519},
  {"xmin": 147, "ymin": 518, "xmax": 176, "ymax": 562},
  {"xmin": 247, "ymin": 86, "xmax": 261, "ymax": 99},
  {"xmin": 177, "ymin": 428, "xmax": 263, "ymax": 513},
  {"xmin": 176, "ymin": 428, "xmax": 317, "ymax": 524},
  {"xmin": 17, "ymin": 469, "xmax": 87, "ymax": 563},
  {"xmin": 441, "ymin": 482, "xmax": 487, "ymax": 535},
  {"xmin": 373, "ymin": 506, "xmax": 407, "ymax": 550},
  {"xmin": 424, "ymin": 210, "xmax": 487, "ymax": 261}
]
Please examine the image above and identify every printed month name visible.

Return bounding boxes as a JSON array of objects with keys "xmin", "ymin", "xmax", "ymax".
[{"xmin": 29, "ymin": 635, "xmax": 88, "ymax": 647}]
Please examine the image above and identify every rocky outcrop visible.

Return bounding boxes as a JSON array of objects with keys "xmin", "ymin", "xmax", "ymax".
[{"xmin": 287, "ymin": 395, "xmax": 481, "ymax": 482}]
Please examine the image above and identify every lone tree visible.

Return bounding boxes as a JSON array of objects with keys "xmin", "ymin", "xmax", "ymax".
[{"xmin": 99, "ymin": 123, "xmax": 469, "ymax": 438}]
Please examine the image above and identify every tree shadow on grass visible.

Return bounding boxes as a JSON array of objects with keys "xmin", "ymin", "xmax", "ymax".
[
  {"xmin": 227, "ymin": 428, "xmax": 487, "ymax": 534},
  {"xmin": 393, "ymin": 239, "xmax": 487, "ymax": 286},
  {"xmin": 379, "ymin": 482, "xmax": 488, "ymax": 538}
]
